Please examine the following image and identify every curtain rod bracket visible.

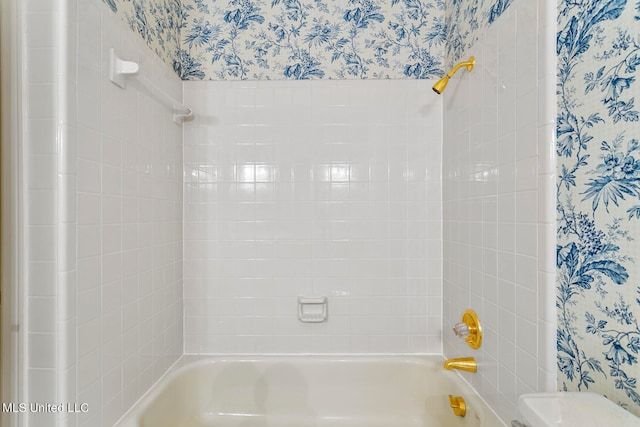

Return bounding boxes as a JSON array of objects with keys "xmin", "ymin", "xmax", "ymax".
[
  {"xmin": 109, "ymin": 48, "xmax": 139, "ymax": 89},
  {"xmin": 109, "ymin": 48, "xmax": 193, "ymax": 125},
  {"xmin": 173, "ymin": 107, "xmax": 193, "ymax": 125}
]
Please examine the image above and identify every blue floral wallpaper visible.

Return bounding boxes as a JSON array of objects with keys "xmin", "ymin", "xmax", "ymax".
[
  {"xmin": 557, "ymin": 0, "xmax": 640, "ymax": 415},
  {"xmin": 100, "ymin": 0, "xmax": 183, "ymax": 69},
  {"xmin": 101, "ymin": 0, "xmax": 515, "ymax": 80},
  {"xmin": 177, "ymin": 0, "xmax": 447, "ymax": 79},
  {"xmin": 443, "ymin": 0, "xmax": 513, "ymax": 65}
]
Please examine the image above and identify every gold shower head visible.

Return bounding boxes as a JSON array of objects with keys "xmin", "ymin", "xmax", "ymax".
[
  {"xmin": 432, "ymin": 76, "xmax": 449, "ymax": 94},
  {"xmin": 432, "ymin": 56, "xmax": 475, "ymax": 94}
]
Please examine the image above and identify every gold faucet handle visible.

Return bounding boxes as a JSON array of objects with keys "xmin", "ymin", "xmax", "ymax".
[{"xmin": 448, "ymin": 394, "xmax": 467, "ymax": 417}]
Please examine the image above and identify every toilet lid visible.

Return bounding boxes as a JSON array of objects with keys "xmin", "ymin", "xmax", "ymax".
[{"xmin": 518, "ymin": 392, "xmax": 640, "ymax": 427}]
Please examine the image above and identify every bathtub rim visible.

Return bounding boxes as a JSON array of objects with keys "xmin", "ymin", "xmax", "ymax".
[{"xmin": 114, "ymin": 354, "xmax": 506, "ymax": 427}]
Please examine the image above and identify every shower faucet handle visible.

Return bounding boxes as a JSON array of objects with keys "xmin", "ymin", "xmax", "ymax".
[
  {"xmin": 453, "ymin": 322, "xmax": 470, "ymax": 338},
  {"xmin": 453, "ymin": 309, "xmax": 482, "ymax": 349}
]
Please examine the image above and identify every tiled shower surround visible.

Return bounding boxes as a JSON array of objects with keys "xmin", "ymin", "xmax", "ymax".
[
  {"xmin": 442, "ymin": 0, "xmax": 556, "ymax": 422},
  {"xmin": 15, "ymin": 0, "xmax": 563, "ymax": 426},
  {"xmin": 183, "ymin": 80, "xmax": 443, "ymax": 353}
]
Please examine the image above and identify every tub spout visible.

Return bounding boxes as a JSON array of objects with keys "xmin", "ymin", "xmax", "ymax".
[{"xmin": 443, "ymin": 357, "xmax": 477, "ymax": 372}]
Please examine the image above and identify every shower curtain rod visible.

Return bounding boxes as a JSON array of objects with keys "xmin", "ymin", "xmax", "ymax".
[
  {"xmin": 109, "ymin": 48, "xmax": 193, "ymax": 124},
  {"xmin": 136, "ymin": 73, "xmax": 193, "ymax": 122}
]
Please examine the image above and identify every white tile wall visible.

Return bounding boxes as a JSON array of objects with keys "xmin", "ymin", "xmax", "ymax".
[
  {"xmin": 23, "ymin": 0, "xmax": 61, "ymax": 425},
  {"xmin": 442, "ymin": 0, "xmax": 556, "ymax": 423},
  {"xmin": 21, "ymin": 0, "xmax": 184, "ymax": 426},
  {"xmin": 73, "ymin": 4, "xmax": 184, "ymax": 426},
  {"xmin": 183, "ymin": 80, "xmax": 443, "ymax": 354}
]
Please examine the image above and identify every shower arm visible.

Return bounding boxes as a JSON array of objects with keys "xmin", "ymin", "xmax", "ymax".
[{"xmin": 443, "ymin": 57, "xmax": 475, "ymax": 79}]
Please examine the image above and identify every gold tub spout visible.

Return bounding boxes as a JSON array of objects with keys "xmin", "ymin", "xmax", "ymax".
[{"xmin": 443, "ymin": 357, "xmax": 477, "ymax": 372}]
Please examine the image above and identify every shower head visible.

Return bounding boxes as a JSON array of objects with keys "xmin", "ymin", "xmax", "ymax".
[
  {"xmin": 432, "ymin": 56, "xmax": 475, "ymax": 94},
  {"xmin": 432, "ymin": 76, "xmax": 450, "ymax": 94}
]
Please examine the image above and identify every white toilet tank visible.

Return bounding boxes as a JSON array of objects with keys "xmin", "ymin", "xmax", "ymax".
[{"xmin": 518, "ymin": 392, "xmax": 640, "ymax": 427}]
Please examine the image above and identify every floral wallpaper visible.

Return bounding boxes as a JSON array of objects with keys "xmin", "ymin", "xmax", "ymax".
[
  {"xmin": 100, "ymin": 0, "xmax": 183, "ymax": 70},
  {"xmin": 443, "ymin": 0, "xmax": 513, "ymax": 65},
  {"xmin": 100, "ymin": 0, "xmax": 515, "ymax": 80},
  {"xmin": 177, "ymin": 0, "xmax": 446, "ymax": 80},
  {"xmin": 556, "ymin": 0, "xmax": 640, "ymax": 415}
]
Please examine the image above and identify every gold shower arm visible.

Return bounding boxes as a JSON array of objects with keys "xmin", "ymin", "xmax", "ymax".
[{"xmin": 445, "ymin": 56, "xmax": 475, "ymax": 78}]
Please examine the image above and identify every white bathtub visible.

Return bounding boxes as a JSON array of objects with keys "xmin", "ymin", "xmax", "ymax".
[{"xmin": 115, "ymin": 356, "xmax": 505, "ymax": 427}]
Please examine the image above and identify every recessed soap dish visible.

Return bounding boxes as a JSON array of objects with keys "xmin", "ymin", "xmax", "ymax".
[{"xmin": 298, "ymin": 297, "xmax": 328, "ymax": 323}]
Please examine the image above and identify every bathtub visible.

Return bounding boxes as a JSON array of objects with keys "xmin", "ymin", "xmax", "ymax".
[{"xmin": 115, "ymin": 356, "xmax": 505, "ymax": 427}]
